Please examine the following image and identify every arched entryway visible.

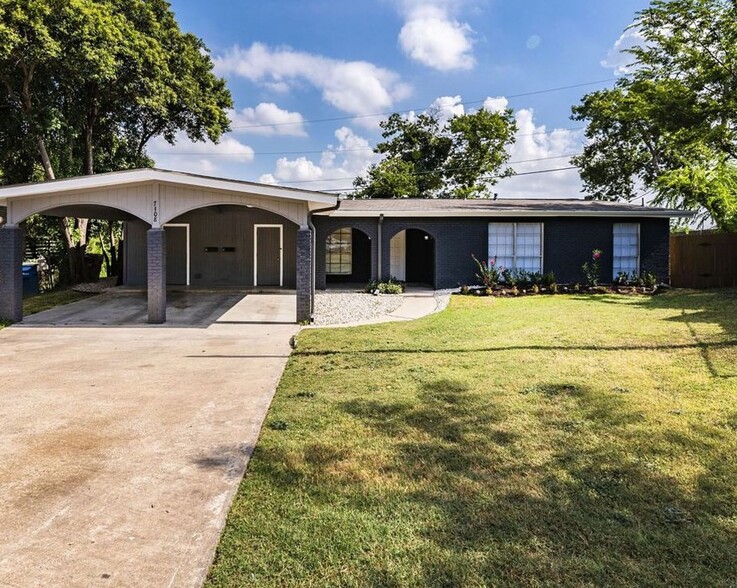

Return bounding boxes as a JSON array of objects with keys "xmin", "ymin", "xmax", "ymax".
[
  {"xmin": 390, "ymin": 228, "xmax": 435, "ymax": 286},
  {"xmin": 325, "ymin": 227, "xmax": 372, "ymax": 286}
]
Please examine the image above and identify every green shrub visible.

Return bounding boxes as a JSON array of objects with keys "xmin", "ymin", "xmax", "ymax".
[
  {"xmin": 378, "ymin": 281, "xmax": 404, "ymax": 294},
  {"xmin": 366, "ymin": 278, "xmax": 405, "ymax": 294},
  {"xmin": 541, "ymin": 271, "xmax": 557, "ymax": 288}
]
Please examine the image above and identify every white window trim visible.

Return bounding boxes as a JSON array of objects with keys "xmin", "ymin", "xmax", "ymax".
[
  {"xmin": 162, "ymin": 223, "xmax": 190, "ymax": 286},
  {"xmin": 488, "ymin": 222, "xmax": 544, "ymax": 273},
  {"xmin": 254, "ymin": 224, "xmax": 284, "ymax": 287},
  {"xmin": 612, "ymin": 223, "xmax": 640, "ymax": 279}
]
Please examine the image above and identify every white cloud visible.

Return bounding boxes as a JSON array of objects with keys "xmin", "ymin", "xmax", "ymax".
[
  {"xmin": 398, "ymin": 5, "xmax": 475, "ymax": 71},
  {"xmin": 258, "ymin": 127, "xmax": 380, "ymax": 192},
  {"xmin": 496, "ymin": 107, "xmax": 584, "ymax": 199},
  {"xmin": 482, "ymin": 96, "xmax": 509, "ymax": 113},
  {"xmin": 268, "ymin": 157, "xmax": 324, "ymax": 183},
  {"xmin": 429, "ymin": 95, "xmax": 465, "ymax": 122},
  {"xmin": 214, "ymin": 43, "xmax": 411, "ymax": 126},
  {"xmin": 601, "ymin": 27, "xmax": 645, "ymax": 75},
  {"xmin": 148, "ymin": 132, "xmax": 254, "ymax": 176},
  {"xmin": 230, "ymin": 103, "xmax": 306, "ymax": 137}
]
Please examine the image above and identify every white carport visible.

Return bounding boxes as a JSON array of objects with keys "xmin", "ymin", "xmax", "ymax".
[{"xmin": 0, "ymin": 169, "xmax": 336, "ymax": 324}]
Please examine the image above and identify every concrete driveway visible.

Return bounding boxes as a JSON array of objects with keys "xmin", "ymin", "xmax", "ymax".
[{"xmin": 0, "ymin": 294, "xmax": 298, "ymax": 587}]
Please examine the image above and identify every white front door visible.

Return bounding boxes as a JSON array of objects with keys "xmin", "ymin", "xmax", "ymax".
[{"xmin": 390, "ymin": 230, "xmax": 406, "ymax": 281}]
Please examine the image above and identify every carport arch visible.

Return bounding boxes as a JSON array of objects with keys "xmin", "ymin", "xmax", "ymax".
[
  {"xmin": 0, "ymin": 202, "xmax": 153, "ymax": 324},
  {"xmin": 161, "ymin": 202, "xmax": 301, "ymax": 290},
  {"xmin": 11, "ymin": 201, "xmax": 150, "ymax": 226},
  {"xmin": 160, "ymin": 196, "xmax": 307, "ymax": 228}
]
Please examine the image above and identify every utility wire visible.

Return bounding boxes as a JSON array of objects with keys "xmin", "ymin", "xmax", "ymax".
[
  {"xmin": 149, "ymin": 128, "xmax": 586, "ymax": 157},
  {"xmin": 266, "ymin": 155, "xmax": 582, "ymax": 187},
  {"xmin": 227, "ymin": 78, "xmax": 618, "ymax": 130},
  {"xmin": 300, "ymin": 166, "xmax": 580, "ymax": 193}
]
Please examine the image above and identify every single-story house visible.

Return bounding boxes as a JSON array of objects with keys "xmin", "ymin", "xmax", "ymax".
[{"xmin": 0, "ymin": 168, "xmax": 691, "ymax": 324}]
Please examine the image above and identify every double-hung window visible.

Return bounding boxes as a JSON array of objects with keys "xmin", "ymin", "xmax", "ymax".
[
  {"xmin": 488, "ymin": 222, "xmax": 543, "ymax": 273},
  {"xmin": 613, "ymin": 223, "xmax": 640, "ymax": 278},
  {"xmin": 325, "ymin": 228, "xmax": 352, "ymax": 275}
]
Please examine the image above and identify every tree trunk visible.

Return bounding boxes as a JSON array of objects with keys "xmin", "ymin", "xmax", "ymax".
[
  {"xmin": 37, "ymin": 138, "xmax": 56, "ymax": 181},
  {"xmin": 84, "ymin": 125, "xmax": 94, "ymax": 176}
]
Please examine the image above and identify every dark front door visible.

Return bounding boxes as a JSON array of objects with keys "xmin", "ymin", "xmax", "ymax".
[
  {"xmin": 256, "ymin": 226, "xmax": 282, "ymax": 286},
  {"xmin": 165, "ymin": 225, "xmax": 188, "ymax": 285},
  {"xmin": 406, "ymin": 229, "xmax": 434, "ymax": 286}
]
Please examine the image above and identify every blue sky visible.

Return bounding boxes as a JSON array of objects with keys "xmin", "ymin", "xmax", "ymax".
[{"xmin": 150, "ymin": 0, "xmax": 650, "ymax": 198}]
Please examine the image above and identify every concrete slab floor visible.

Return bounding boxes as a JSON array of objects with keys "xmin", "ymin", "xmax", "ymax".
[
  {"xmin": 0, "ymin": 297, "xmax": 299, "ymax": 587},
  {"xmin": 19, "ymin": 291, "xmax": 297, "ymax": 328}
]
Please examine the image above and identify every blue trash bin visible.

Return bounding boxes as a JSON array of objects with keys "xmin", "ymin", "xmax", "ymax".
[{"xmin": 22, "ymin": 263, "xmax": 39, "ymax": 296}]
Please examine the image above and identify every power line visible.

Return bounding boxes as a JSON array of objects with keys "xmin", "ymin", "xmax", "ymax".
[
  {"xmin": 268, "ymin": 154, "xmax": 581, "ymax": 187},
  {"xmin": 148, "ymin": 128, "xmax": 586, "ymax": 157},
  {"xmin": 227, "ymin": 78, "xmax": 617, "ymax": 130},
  {"xmin": 300, "ymin": 166, "xmax": 580, "ymax": 193}
]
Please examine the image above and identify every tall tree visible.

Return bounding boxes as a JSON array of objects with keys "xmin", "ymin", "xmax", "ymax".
[
  {"xmin": 354, "ymin": 107, "xmax": 516, "ymax": 199},
  {"xmin": 0, "ymin": 0, "xmax": 233, "ymax": 281},
  {"xmin": 571, "ymin": 0, "xmax": 737, "ymax": 230}
]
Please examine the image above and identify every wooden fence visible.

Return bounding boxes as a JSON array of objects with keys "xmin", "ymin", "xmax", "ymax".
[{"xmin": 670, "ymin": 232, "xmax": 737, "ymax": 288}]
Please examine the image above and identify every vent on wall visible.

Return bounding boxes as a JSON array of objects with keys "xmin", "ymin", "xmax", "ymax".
[
  {"xmin": 221, "ymin": 247, "xmax": 236, "ymax": 252},
  {"xmin": 204, "ymin": 247, "xmax": 218, "ymax": 253}
]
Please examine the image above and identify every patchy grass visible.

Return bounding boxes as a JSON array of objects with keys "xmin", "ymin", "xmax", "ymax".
[
  {"xmin": 23, "ymin": 288, "xmax": 96, "ymax": 316},
  {"xmin": 0, "ymin": 289, "xmax": 96, "ymax": 330},
  {"xmin": 207, "ymin": 290, "xmax": 737, "ymax": 587}
]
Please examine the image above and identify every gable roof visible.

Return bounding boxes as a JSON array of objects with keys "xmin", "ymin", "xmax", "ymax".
[
  {"xmin": 0, "ymin": 168, "xmax": 337, "ymax": 206},
  {"xmin": 319, "ymin": 198, "xmax": 692, "ymax": 218}
]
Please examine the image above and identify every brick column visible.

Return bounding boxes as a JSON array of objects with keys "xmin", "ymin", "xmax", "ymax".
[
  {"xmin": 0, "ymin": 225, "xmax": 24, "ymax": 323},
  {"xmin": 147, "ymin": 228, "xmax": 166, "ymax": 324},
  {"xmin": 296, "ymin": 228, "xmax": 312, "ymax": 323}
]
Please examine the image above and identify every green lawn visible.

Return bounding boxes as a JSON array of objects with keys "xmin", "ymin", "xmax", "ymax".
[
  {"xmin": 207, "ymin": 290, "xmax": 737, "ymax": 587},
  {"xmin": 0, "ymin": 289, "xmax": 95, "ymax": 329}
]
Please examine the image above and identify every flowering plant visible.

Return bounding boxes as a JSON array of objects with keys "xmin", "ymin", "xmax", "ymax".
[
  {"xmin": 472, "ymin": 254, "xmax": 500, "ymax": 288},
  {"xmin": 582, "ymin": 249, "xmax": 603, "ymax": 286}
]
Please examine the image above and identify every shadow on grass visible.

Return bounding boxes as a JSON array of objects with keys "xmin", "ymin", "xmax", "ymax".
[
  {"xmin": 253, "ymin": 376, "xmax": 737, "ymax": 585},
  {"xmin": 593, "ymin": 290, "xmax": 737, "ymax": 379}
]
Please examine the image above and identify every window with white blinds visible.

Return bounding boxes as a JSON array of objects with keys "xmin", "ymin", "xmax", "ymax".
[
  {"xmin": 613, "ymin": 223, "xmax": 640, "ymax": 278},
  {"xmin": 488, "ymin": 223, "xmax": 543, "ymax": 273}
]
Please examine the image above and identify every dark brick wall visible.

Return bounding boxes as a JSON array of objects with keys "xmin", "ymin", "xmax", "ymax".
[
  {"xmin": 296, "ymin": 228, "xmax": 312, "ymax": 322},
  {"xmin": 0, "ymin": 225, "xmax": 24, "ymax": 322},
  {"xmin": 381, "ymin": 218, "xmax": 488, "ymax": 288},
  {"xmin": 640, "ymin": 218, "xmax": 671, "ymax": 282},
  {"xmin": 146, "ymin": 228, "xmax": 166, "ymax": 324},
  {"xmin": 544, "ymin": 217, "xmax": 670, "ymax": 283},
  {"xmin": 314, "ymin": 215, "xmax": 672, "ymax": 289}
]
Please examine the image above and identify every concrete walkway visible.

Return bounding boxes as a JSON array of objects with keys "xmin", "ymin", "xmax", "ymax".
[{"xmin": 0, "ymin": 294, "xmax": 297, "ymax": 587}]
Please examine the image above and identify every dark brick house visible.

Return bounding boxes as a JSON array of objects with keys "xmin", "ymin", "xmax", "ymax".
[
  {"xmin": 314, "ymin": 199, "xmax": 688, "ymax": 289},
  {"xmin": 0, "ymin": 169, "xmax": 690, "ymax": 324}
]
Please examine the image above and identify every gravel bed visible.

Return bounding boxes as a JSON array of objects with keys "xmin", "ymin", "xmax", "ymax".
[
  {"xmin": 433, "ymin": 289, "xmax": 454, "ymax": 313},
  {"xmin": 313, "ymin": 292, "xmax": 404, "ymax": 326}
]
